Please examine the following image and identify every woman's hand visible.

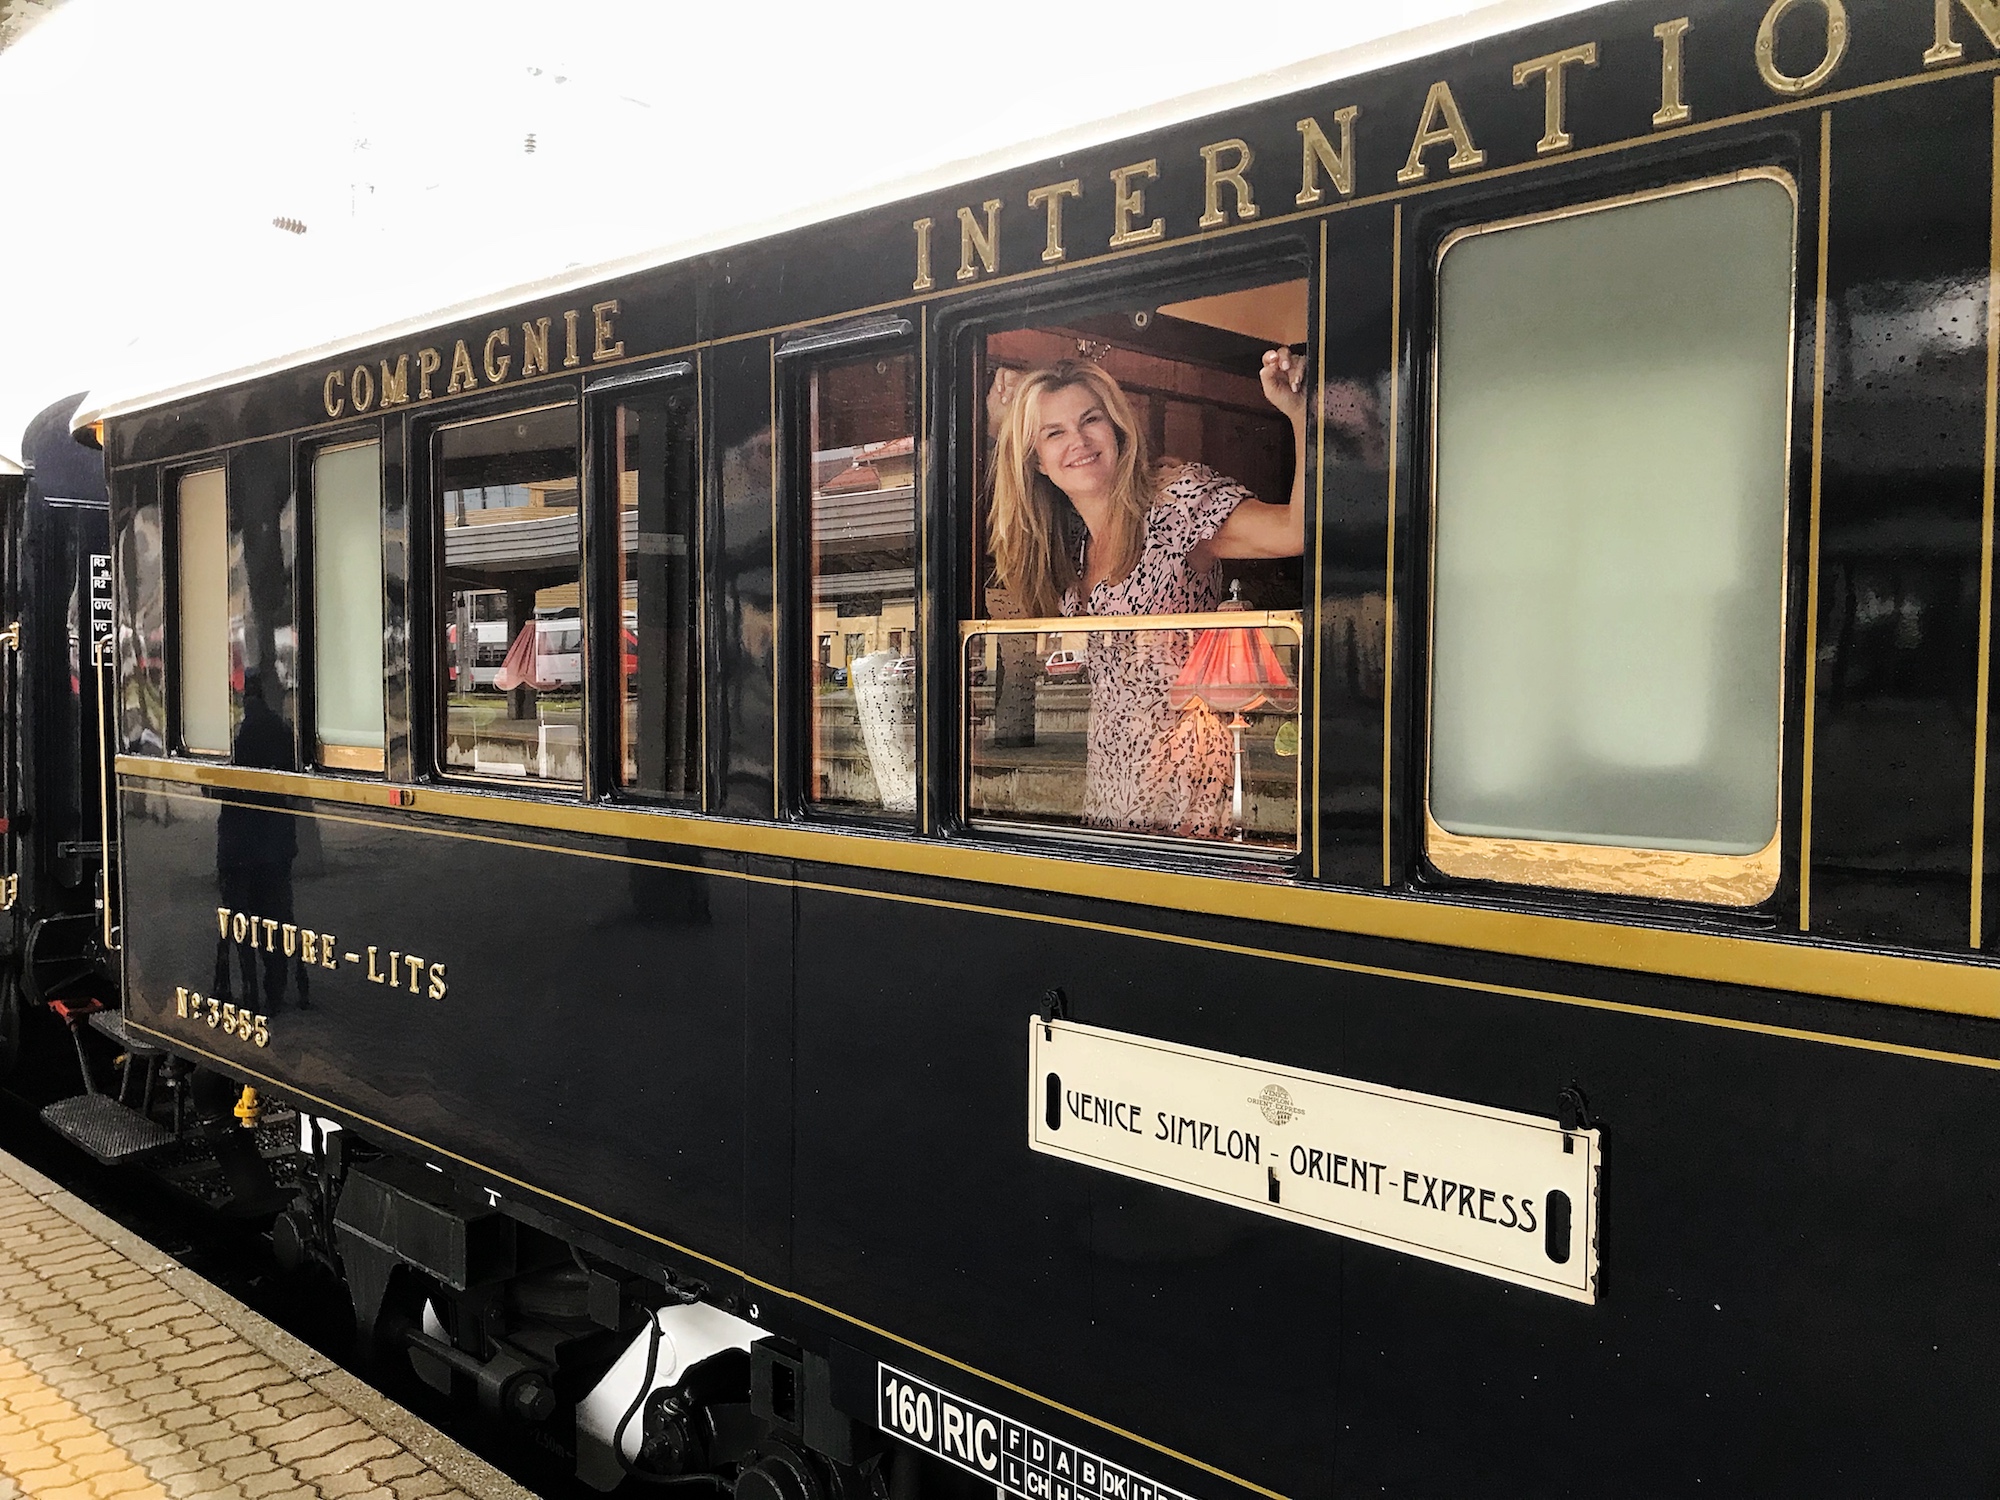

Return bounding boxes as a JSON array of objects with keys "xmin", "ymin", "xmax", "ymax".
[
  {"xmin": 1260, "ymin": 347, "xmax": 1309, "ymax": 427},
  {"xmin": 986, "ymin": 366, "xmax": 1022, "ymax": 441}
]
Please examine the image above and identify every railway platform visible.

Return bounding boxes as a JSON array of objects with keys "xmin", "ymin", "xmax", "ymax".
[{"xmin": 0, "ymin": 1148, "xmax": 535, "ymax": 1500}]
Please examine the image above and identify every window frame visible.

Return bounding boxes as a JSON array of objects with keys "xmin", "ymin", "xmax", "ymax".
[
  {"xmin": 777, "ymin": 319, "xmax": 921, "ymax": 827},
  {"xmin": 424, "ymin": 394, "xmax": 590, "ymax": 794},
  {"xmin": 584, "ymin": 359, "xmax": 706, "ymax": 809},
  {"xmin": 300, "ymin": 426, "xmax": 389, "ymax": 776},
  {"xmin": 1419, "ymin": 166, "xmax": 1801, "ymax": 907},
  {"xmin": 933, "ymin": 237, "xmax": 1322, "ymax": 866},
  {"xmin": 166, "ymin": 459, "xmax": 232, "ymax": 759}
]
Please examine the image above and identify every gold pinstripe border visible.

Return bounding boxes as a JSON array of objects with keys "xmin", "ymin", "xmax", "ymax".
[
  {"xmin": 1974, "ymin": 78, "xmax": 2000, "ymax": 948},
  {"xmin": 1800, "ymin": 112, "xmax": 1833, "ymax": 932},
  {"xmin": 122, "ymin": 761, "xmax": 2000, "ymax": 1031}
]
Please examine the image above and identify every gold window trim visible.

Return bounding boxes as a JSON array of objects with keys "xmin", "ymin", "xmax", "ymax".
[
  {"xmin": 1423, "ymin": 168, "xmax": 1799, "ymax": 907},
  {"xmin": 960, "ymin": 610, "xmax": 1306, "ymax": 855}
]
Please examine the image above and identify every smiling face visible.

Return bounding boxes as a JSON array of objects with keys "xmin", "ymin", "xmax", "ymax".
[{"xmin": 1029, "ymin": 381, "xmax": 1121, "ymax": 505}]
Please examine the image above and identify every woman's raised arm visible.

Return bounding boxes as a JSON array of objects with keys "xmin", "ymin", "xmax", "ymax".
[{"xmin": 1207, "ymin": 347, "xmax": 1309, "ymax": 560}]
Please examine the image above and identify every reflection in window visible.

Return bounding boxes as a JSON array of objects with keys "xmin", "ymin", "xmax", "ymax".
[
  {"xmin": 965, "ymin": 613, "xmax": 1302, "ymax": 849},
  {"xmin": 1428, "ymin": 174, "xmax": 1794, "ymax": 904},
  {"xmin": 437, "ymin": 404, "xmax": 582, "ymax": 784},
  {"xmin": 608, "ymin": 383, "xmax": 700, "ymax": 801},
  {"xmin": 311, "ymin": 442, "xmax": 385, "ymax": 771},
  {"xmin": 806, "ymin": 352, "xmax": 916, "ymax": 814},
  {"xmin": 177, "ymin": 467, "xmax": 230, "ymax": 754}
]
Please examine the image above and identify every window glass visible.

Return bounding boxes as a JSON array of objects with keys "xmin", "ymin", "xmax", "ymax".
[
  {"xmin": 967, "ymin": 273, "xmax": 1312, "ymax": 851},
  {"xmin": 437, "ymin": 404, "xmax": 581, "ymax": 783},
  {"xmin": 807, "ymin": 352, "xmax": 916, "ymax": 814},
  {"xmin": 965, "ymin": 615, "xmax": 1303, "ymax": 849},
  {"xmin": 176, "ymin": 467, "xmax": 230, "ymax": 754},
  {"xmin": 312, "ymin": 441, "xmax": 385, "ymax": 770},
  {"xmin": 609, "ymin": 384, "xmax": 700, "ymax": 800},
  {"xmin": 1428, "ymin": 174, "xmax": 1794, "ymax": 903}
]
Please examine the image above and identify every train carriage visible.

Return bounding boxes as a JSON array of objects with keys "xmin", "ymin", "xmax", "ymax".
[{"xmin": 60, "ymin": 0, "xmax": 2000, "ymax": 1491}]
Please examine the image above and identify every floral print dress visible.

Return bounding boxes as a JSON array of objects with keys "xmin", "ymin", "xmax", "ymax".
[{"xmin": 1060, "ymin": 463, "xmax": 1252, "ymax": 837}]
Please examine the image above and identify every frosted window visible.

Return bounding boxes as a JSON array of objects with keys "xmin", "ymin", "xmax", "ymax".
[
  {"xmin": 177, "ymin": 468, "xmax": 230, "ymax": 754},
  {"xmin": 312, "ymin": 442, "xmax": 385, "ymax": 769},
  {"xmin": 1430, "ymin": 176, "xmax": 1794, "ymax": 858}
]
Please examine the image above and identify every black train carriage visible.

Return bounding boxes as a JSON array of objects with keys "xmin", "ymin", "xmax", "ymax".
[
  {"xmin": 70, "ymin": 0, "xmax": 2000, "ymax": 1492},
  {"xmin": 0, "ymin": 395, "xmax": 119, "ymax": 1081}
]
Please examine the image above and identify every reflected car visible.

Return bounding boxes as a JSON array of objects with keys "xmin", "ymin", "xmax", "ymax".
[
  {"xmin": 890, "ymin": 656, "xmax": 917, "ymax": 678},
  {"xmin": 1043, "ymin": 650, "xmax": 1085, "ymax": 679}
]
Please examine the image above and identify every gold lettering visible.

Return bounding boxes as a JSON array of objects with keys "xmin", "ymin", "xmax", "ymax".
[
  {"xmin": 379, "ymin": 355, "xmax": 409, "ymax": 407},
  {"xmin": 1397, "ymin": 81, "xmax": 1486, "ymax": 183},
  {"xmin": 300, "ymin": 929, "xmax": 317, "ymax": 966},
  {"xmin": 261, "ymin": 918, "xmax": 279, "ymax": 950},
  {"xmin": 592, "ymin": 300, "xmax": 623, "ymax": 360},
  {"xmin": 1755, "ymin": 0, "xmax": 1848, "ymax": 96},
  {"xmin": 388, "ymin": 950, "xmax": 399, "ymax": 987},
  {"xmin": 216, "ymin": 907, "xmax": 231, "ymax": 938},
  {"xmin": 350, "ymin": 365, "xmax": 374, "ymax": 413},
  {"xmin": 405, "ymin": 954, "xmax": 425, "ymax": 990},
  {"xmin": 912, "ymin": 217, "xmax": 935, "ymax": 290},
  {"xmin": 520, "ymin": 317, "xmax": 551, "ymax": 377},
  {"xmin": 282, "ymin": 923, "xmax": 297, "ymax": 956},
  {"xmin": 1295, "ymin": 108, "xmax": 1360, "ymax": 206},
  {"xmin": 1198, "ymin": 139, "xmax": 1259, "ymax": 228},
  {"xmin": 483, "ymin": 328, "xmax": 512, "ymax": 382},
  {"xmin": 1653, "ymin": 18, "xmax": 1693, "ymax": 124},
  {"xmin": 321, "ymin": 935, "xmax": 337, "ymax": 970},
  {"xmin": 1512, "ymin": 43, "xmax": 1597, "ymax": 154},
  {"xmin": 322, "ymin": 371, "xmax": 345, "ymax": 419},
  {"xmin": 367, "ymin": 945, "xmax": 384, "ymax": 983},
  {"xmin": 1025, "ymin": 181, "xmax": 1082, "ymax": 264},
  {"xmin": 1109, "ymin": 160, "xmax": 1165, "ymax": 248},
  {"xmin": 176, "ymin": 985, "xmax": 189, "ymax": 1018},
  {"xmin": 1927, "ymin": 0, "xmax": 2000, "ymax": 63},
  {"xmin": 248, "ymin": 919, "xmax": 261, "ymax": 951},
  {"xmin": 417, "ymin": 347, "xmax": 442, "ymax": 400},
  {"xmin": 956, "ymin": 199, "xmax": 1003, "ymax": 281},
  {"xmin": 563, "ymin": 309, "xmax": 582, "ymax": 368},
  {"xmin": 448, "ymin": 339, "xmax": 478, "ymax": 394},
  {"xmin": 428, "ymin": 962, "xmax": 448, "ymax": 1000},
  {"xmin": 231, "ymin": 913, "xmax": 248, "ymax": 944}
]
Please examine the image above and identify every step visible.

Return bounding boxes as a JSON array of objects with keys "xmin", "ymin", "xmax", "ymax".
[
  {"xmin": 40, "ymin": 1094, "xmax": 173, "ymax": 1166},
  {"xmin": 87, "ymin": 1009, "xmax": 163, "ymax": 1059}
]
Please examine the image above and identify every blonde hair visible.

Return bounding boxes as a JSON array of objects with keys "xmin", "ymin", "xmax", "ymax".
[{"xmin": 988, "ymin": 360, "xmax": 1153, "ymax": 617}]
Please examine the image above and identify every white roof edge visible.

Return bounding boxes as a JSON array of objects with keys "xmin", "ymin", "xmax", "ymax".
[
  {"xmin": 0, "ymin": 455, "xmax": 22, "ymax": 476},
  {"xmin": 76, "ymin": 0, "xmax": 1591, "ymax": 434}
]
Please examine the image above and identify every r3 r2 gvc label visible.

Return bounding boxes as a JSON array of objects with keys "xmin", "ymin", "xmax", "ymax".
[{"xmin": 879, "ymin": 1365, "xmax": 1195, "ymax": 1500}]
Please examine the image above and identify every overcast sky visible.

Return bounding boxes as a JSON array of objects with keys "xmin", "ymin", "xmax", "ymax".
[{"xmin": 0, "ymin": 0, "xmax": 1592, "ymax": 461}]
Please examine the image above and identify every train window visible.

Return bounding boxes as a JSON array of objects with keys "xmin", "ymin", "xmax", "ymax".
[
  {"xmin": 804, "ymin": 349, "xmax": 917, "ymax": 816},
  {"xmin": 310, "ymin": 440, "xmax": 385, "ymax": 772},
  {"xmin": 967, "ymin": 274, "xmax": 1310, "ymax": 851},
  {"xmin": 175, "ymin": 466, "xmax": 231, "ymax": 755},
  {"xmin": 435, "ymin": 403, "xmax": 582, "ymax": 785},
  {"xmin": 602, "ymin": 380, "xmax": 700, "ymax": 801},
  {"xmin": 1426, "ymin": 172, "xmax": 1795, "ymax": 905}
]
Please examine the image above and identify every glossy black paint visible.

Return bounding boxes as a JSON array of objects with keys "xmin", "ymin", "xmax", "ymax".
[{"xmin": 101, "ymin": 1, "xmax": 2000, "ymax": 1493}]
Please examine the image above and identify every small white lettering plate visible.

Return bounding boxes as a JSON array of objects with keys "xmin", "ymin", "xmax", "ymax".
[{"xmin": 1029, "ymin": 1019, "xmax": 1600, "ymax": 1303}]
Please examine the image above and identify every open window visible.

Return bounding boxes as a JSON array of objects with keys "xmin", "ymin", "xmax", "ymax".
[
  {"xmin": 434, "ymin": 403, "xmax": 583, "ymax": 785},
  {"xmin": 1425, "ymin": 171, "xmax": 1796, "ymax": 905},
  {"xmin": 963, "ymin": 269, "xmax": 1311, "ymax": 851}
]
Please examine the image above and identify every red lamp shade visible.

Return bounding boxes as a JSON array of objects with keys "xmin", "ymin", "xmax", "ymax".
[{"xmin": 1168, "ymin": 624, "xmax": 1299, "ymax": 716}]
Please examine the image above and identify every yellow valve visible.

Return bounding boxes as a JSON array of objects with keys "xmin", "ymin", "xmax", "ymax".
[{"xmin": 233, "ymin": 1086, "xmax": 262, "ymax": 1130}]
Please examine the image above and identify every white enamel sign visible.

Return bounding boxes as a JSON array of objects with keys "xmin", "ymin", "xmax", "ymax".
[{"xmin": 1029, "ymin": 1019, "xmax": 1600, "ymax": 1303}]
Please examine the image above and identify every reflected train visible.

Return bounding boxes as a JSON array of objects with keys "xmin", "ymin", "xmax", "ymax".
[{"xmin": 39, "ymin": 0, "xmax": 2000, "ymax": 1492}]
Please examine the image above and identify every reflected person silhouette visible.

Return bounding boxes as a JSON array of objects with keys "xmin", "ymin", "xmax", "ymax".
[{"xmin": 212, "ymin": 676, "xmax": 306, "ymax": 1012}]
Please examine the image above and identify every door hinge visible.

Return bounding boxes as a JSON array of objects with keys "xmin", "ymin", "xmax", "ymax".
[
  {"xmin": 0, "ymin": 622, "xmax": 21, "ymax": 652},
  {"xmin": 0, "ymin": 874, "xmax": 20, "ymax": 910}
]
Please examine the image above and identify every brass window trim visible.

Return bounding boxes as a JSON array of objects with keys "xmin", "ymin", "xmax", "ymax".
[
  {"xmin": 960, "ymin": 610, "xmax": 1306, "ymax": 855},
  {"xmin": 307, "ymin": 436, "xmax": 389, "ymax": 777},
  {"xmin": 1422, "ymin": 167, "xmax": 1800, "ymax": 906}
]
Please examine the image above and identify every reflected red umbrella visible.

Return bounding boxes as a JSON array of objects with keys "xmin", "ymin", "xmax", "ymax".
[{"xmin": 493, "ymin": 621, "xmax": 560, "ymax": 692}]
